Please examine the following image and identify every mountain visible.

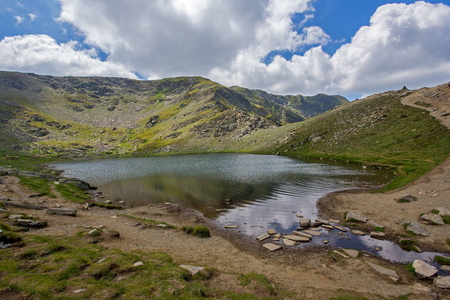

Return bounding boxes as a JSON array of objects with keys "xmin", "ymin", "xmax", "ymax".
[{"xmin": 0, "ymin": 71, "xmax": 346, "ymax": 157}]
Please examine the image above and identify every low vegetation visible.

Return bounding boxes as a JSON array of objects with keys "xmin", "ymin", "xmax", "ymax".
[{"xmin": 181, "ymin": 225, "xmax": 211, "ymax": 238}]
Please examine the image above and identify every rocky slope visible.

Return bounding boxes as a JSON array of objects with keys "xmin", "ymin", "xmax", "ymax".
[{"xmin": 0, "ymin": 71, "xmax": 346, "ymax": 157}]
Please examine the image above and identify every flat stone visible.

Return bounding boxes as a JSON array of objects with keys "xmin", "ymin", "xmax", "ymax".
[
  {"xmin": 88, "ymin": 229, "xmax": 100, "ymax": 236},
  {"xmin": 315, "ymin": 218, "xmax": 330, "ymax": 225},
  {"xmin": 413, "ymin": 260, "xmax": 438, "ymax": 278},
  {"xmin": 420, "ymin": 213, "xmax": 444, "ymax": 225},
  {"xmin": 263, "ymin": 243, "xmax": 282, "ymax": 251},
  {"xmin": 74, "ymin": 289, "xmax": 86, "ymax": 294},
  {"xmin": 256, "ymin": 233, "xmax": 270, "ymax": 241},
  {"xmin": 342, "ymin": 249, "xmax": 359, "ymax": 258},
  {"xmin": 441, "ymin": 265, "xmax": 450, "ymax": 272},
  {"xmin": 295, "ymin": 214, "xmax": 303, "ymax": 218},
  {"xmin": 374, "ymin": 246, "xmax": 383, "ymax": 251},
  {"xmin": 367, "ymin": 220, "xmax": 384, "ymax": 229},
  {"xmin": 267, "ymin": 229, "xmax": 276, "ymax": 235},
  {"xmin": 346, "ymin": 211, "xmax": 368, "ymax": 223},
  {"xmin": 46, "ymin": 208, "xmax": 77, "ymax": 216},
  {"xmin": 434, "ymin": 276, "xmax": 450, "ymax": 289},
  {"xmin": 351, "ymin": 230, "xmax": 365, "ymax": 236},
  {"xmin": 105, "ymin": 200, "xmax": 113, "ymax": 204},
  {"xmin": 15, "ymin": 219, "xmax": 47, "ymax": 228},
  {"xmin": 292, "ymin": 231, "xmax": 312, "ymax": 239},
  {"xmin": 225, "ymin": 225, "xmax": 239, "ymax": 228},
  {"xmin": 274, "ymin": 233, "xmax": 281, "ymax": 238},
  {"xmin": 333, "ymin": 225, "xmax": 348, "ymax": 232},
  {"xmin": 299, "ymin": 219, "xmax": 310, "ymax": 227},
  {"xmin": 272, "ymin": 238, "xmax": 280, "ymax": 241},
  {"xmin": 284, "ymin": 235, "xmax": 310, "ymax": 242},
  {"xmin": 308, "ymin": 227, "xmax": 321, "ymax": 231},
  {"xmin": 333, "ymin": 250, "xmax": 349, "ymax": 259},
  {"xmin": 323, "ymin": 240, "xmax": 329, "ymax": 244},
  {"xmin": 303, "ymin": 230, "xmax": 322, "ymax": 236},
  {"xmin": 321, "ymin": 225, "xmax": 334, "ymax": 230},
  {"xmin": 367, "ymin": 262, "xmax": 400, "ymax": 282},
  {"xmin": 310, "ymin": 221, "xmax": 322, "ymax": 227},
  {"xmin": 406, "ymin": 221, "xmax": 429, "ymax": 236},
  {"xmin": 437, "ymin": 207, "xmax": 450, "ymax": 217},
  {"xmin": 370, "ymin": 231, "xmax": 386, "ymax": 239},
  {"xmin": 180, "ymin": 264, "xmax": 205, "ymax": 275},
  {"xmin": 329, "ymin": 219, "xmax": 340, "ymax": 223},
  {"xmin": 282, "ymin": 238, "xmax": 297, "ymax": 246},
  {"xmin": 156, "ymin": 224, "xmax": 167, "ymax": 228}
]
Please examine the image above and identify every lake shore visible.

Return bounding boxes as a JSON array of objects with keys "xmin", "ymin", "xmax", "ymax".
[{"xmin": 1, "ymin": 172, "xmax": 449, "ymax": 299}]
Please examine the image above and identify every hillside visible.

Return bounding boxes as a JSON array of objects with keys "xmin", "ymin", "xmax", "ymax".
[{"xmin": 0, "ymin": 71, "xmax": 345, "ymax": 157}]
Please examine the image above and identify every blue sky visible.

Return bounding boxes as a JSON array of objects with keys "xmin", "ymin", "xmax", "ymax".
[{"xmin": 1, "ymin": 0, "xmax": 449, "ymax": 99}]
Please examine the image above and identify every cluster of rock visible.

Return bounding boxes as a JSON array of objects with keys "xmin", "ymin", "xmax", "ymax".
[{"xmin": 412, "ymin": 260, "xmax": 450, "ymax": 289}]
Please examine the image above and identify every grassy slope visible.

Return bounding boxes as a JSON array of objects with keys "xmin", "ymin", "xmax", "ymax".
[{"xmin": 267, "ymin": 91, "xmax": 450, "ymax": 190}]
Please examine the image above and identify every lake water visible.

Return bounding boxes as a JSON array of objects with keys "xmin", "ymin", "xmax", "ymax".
[{"xmin": 49, "ymin": 153, "xmax": 448, "ymax": 265}]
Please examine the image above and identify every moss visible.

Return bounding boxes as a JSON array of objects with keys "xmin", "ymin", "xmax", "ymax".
[{"xmin": 434, "ymin": 255, "xmax": 450, "ymax": 266}]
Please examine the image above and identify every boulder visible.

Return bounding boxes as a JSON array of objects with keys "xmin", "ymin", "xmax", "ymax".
[
  {"xmin": 299, "ymin": 219, "xmax": 310, "ymax": 227},
  {"xmin": 436, "ymin": 207, "xmax": 450, "ymax": 217},
  {"xmin": 434, "ymin": 276, "xmax": 450, "ymax": 289},
  {"xmin": 406, "ymin": 221, "xmax": 429, "ymax": 236},
  {"xmin": 346, "ymin": 211, "xmax": 368, "ymax": 223},
  {"xmin": 413, "ymin": 260, "xmax": 438, "ymax": 278},
  {"xmin": 420, "ymin": 213, "xmax": 444, "ymax": 225}
]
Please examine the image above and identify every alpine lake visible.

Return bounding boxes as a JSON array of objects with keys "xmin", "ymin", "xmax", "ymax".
[{"xmin": 49, "ymin": 153, "xmax": 445, "ymax": 265}]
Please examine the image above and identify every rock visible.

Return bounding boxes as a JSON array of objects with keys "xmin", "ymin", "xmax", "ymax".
[
  {"xmin": 346, "ymin": 211, "xmax": 368, "ymax": 223},
  {"xmin": 283, "ymin": 235, "xmax": 310, "ymax": 242},
  {"xmin": 9, "ymin": 214, "xmax": 24, "ymax": 219},
  {"xmin": 156, "ymin": 224, "xmax": 167, "ymax": 228},
  {"xmin": 321, "ymin": 224, "xmax": 334, "ymax": 230},
  {"xmin": 88, "ymin": 229, "xmax": 100, "ymax": 236},
  {"xmin": 15, "ymin": 219, "xmax": 47, "ymax": 228},
  {"xmin": 420, "ymin": 213, "xmax": 444, "ymax": 225},
  {"xmin": 367, "ymin": 220, "xmax": 384, "ymax": 229},
  {"xmin": 434, "ymin": 276, "xmax": 450, "ymax": 288},
  {"xmin": 351, "ymin": 230, "xmax": 365, "ymax": 236},
  {"xmin": 303, "ymin": 230, "xmax": 322, "ymax": 236},
  {"xmin": 256, "ymin": 233, "xmax": 270, "ymax": 241},
  {"xmin": 396, "ymin": 194, "xmax": 415, "ymax": 203},
  {"xmin": 413, "ymin": 260, "xmax": 438, "ymax": 278},
  {"xmin": 342, "ymin": 249, "xmax": 359, "ymax": 258},
  {"xmin": 46, "ymin": 208, "xmax": 77, "ymax": 216},
  {"xmin": 282, "ymin": 238, "xmax": 297, "ymax": 246},
  {"xmin": 323, "ymin": 240, "xmax": 329, "ymax": 244},
  {"xmin": 74, "ymin": 289, "xmax": 86, "ymax": 294},
  {"xmin": 374, "ymin": 246, "xmax": 383, "ymax": 251},
  {"xmin": 367, "ymin": 262, "xmax": 400, "ymax": 282},
  {"xmin": 263, "ymin": 243, "xmax": 282, "ymax": 251},
  {"xmin": 292, "ymin": 231, "xmax": 312, "ymax": 239},
  {"xmin": 133, "ymin": 261, "xmax": 144, "ymax": 267},
  {"xmin": 413, "ymin": 283, "xmax": 431, "ymax": 293},
  {"xmin": 441, "ymin": 265, "xmax": 450, "ymax": 272},
  {"xmin": 329, "ymin": 219, "xmax": 340, "ymax": 223},
  {"xmin": 105, "ymin": 200, "xmax": 113, "ymax": 204},
  {"xmin": 333, "ymin": 250, "xmax": 349, "ymax": 259},
  {"xmin": 180, "ymin": 264, "xmax": 205, "ymax": 275},
  {"xmin": 370, "ymin": 231, "xmax": 386, "ymax": 239},
  {"xmin": 315, "ymin": 218, "xmax": 330, "ymax": 225},
  {"xmin": 406, "ymin": 221, "xmax": 429, "ymax": 236},
  {"xmin": 299, "ymin": 219, "xmax": 310, "ymax": 227},
  {"xmin": 225, "ymin": 225, "xmax": 238, "ymax": 228},
  {"xmin": 333, "ymin": 225, "xmax": 348, "ymax": 232},
  {"xmin": 437, "ymin": 207, "xmax": 450, "ymax": 217},
  {"xmin": 295, "ymin": 214, "xmax": 303, "ymax": 218},
  {"xmin": 267, "ymin": 229, "xmax": 276, "ymax": 235},
  {"xmin": 310, "ymin": 221, "xmax": 322, "ymax": 227}
]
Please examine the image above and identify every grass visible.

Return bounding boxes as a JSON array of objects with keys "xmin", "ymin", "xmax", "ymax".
[
  {"xmin": 181, "ymin": 225, "xmax": 211, "ymax": 238},
  {"xmin": 54, "ymin": 183, "xmax": 92, "ymax": 203},
  {"xmin": 399, "ymin": 239, "xmax": 419, "ymax": 252},
  {"xmin": 18, "ymin": 176, "xmax": 56, "ymax": 198},
  {"xmin": 405, "ymin": 263, "xmax": 416, "ymax": 276},
  {"xmin": 373, "ymin": 227, "xmax": 384, "ymax": 232},
  {"xmin": 120, "ymin": 214, "xmax": 176, "ymax": 229},
  {"xmin": 91, "ymin": 201, "xmax": 123, "ymax": 210},
  {"xmin": 0, "ymin": 233, "xmax": 280, "ymax": 299},
  {"xmin": 434, "ymin": 255, "xmax": 450, "ymax": 266}
]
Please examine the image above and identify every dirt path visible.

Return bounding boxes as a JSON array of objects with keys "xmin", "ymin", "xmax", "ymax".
[{"xmin": 1, "ymin": 175, "xmax": 447, "ymax": 299}]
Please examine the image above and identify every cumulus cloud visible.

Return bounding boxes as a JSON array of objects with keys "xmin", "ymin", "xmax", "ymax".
[
  {"xmin": 213, "ymin": 1, "xmax": 450, "ymax": 95},
  {"xmin": 0, "ymin": 34, "xmax": 137, "ymax": 78}
]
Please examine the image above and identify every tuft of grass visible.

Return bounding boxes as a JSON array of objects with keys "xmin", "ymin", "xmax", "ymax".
[
  {"xmin": 238, "ymin": 273, "xmax": 275, "ymax": 295},
  {"xmin": 405, "ymin": 263, "xmax": 416, "ymax": 276},
  {"xmin": 434, "ymin": 255, "xmax": 450, "ymax": 266},
  {"xmin": 373, "ymin": 227, "xmax": 384, "ymax": 232},
  {"xmin": 399, "ymin": 239, "xmax": 419, "ymax": 252},
  {"xmin": 120, "ymin": 214, "xmax": 176, "ymax": 229},
  {"xmin": 54, "ymin": 183, "xmax": 91, "ymax": 203},
  {"xmin": 18, "ymin": 176, "xmax": 56, "ymax": 198},
  {"xmin": 181, "ymin": 225, "xmax": 210, "ymax": 238},
  {"xmin": 91, "ymin": 201, "xmax": 123, "ymax": 210}
]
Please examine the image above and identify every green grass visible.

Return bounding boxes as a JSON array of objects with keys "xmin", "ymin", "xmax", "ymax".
[
  {"xmin": 120, "ymin": 214, "xmax": 176, "ymax": 229},
  {"xmin": 181, "ymin": 225, "xmax": 211, "ymax": 238},
  {"xmin": 91, "ymin": 201, "xmax": 123, "ymax": 210},
  {"xmin": 54, "ymin": 183, "xmax": 92, "ymax": 203},
  {"xmin": 434, "ymin": 255, "xmax": 450, "ymax": 265},
  {"xmin": 273, "ymin": 94, "xmax": 450, "ymax": 191},
  {"xmin": 399, "ymin": 239, "xmax": 419, "ymax": 252},
  {"xmin": 405, "ymin": 263, "xmax": 416, "ymax": 276},
  {"xmin": 0, "ymin": 233, "xmax": 280, "ymax": 299},
  {"xmin": 373, "ymin": 227, "xmax": 384, "ymax": 232},
  {"xmin": 18, "ymin": 176, "xmax": 56, "ymax": 198}
]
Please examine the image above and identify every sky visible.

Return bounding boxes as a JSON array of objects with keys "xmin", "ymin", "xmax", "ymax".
[{"xmin": 0, "ymin": 0, "xmax": 449, "ymax": 99}]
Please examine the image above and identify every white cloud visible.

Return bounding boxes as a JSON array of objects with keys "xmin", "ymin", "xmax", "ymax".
[
  {"xmin": 28, "ymin": 13, "xmax": 37, "ymax": 21},
  {"xmin": 0, "ymin": 34, "xmax": 137, "ymax": 78},
  {"xmin": 14, "ymin": 15, "xmax": 23, "ymax": 24},
  {"xmin": 3, "ymin": 1, "xmax": 448, "ymax": 97}
]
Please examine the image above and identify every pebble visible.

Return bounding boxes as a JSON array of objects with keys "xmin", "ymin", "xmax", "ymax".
[
  {"xmin": 225, "ymin": 225, "xmax": 238, "ymax": 228},
  {"xmin": 134, "ymin": 261, "xmax": 144, "ymax": 267}
]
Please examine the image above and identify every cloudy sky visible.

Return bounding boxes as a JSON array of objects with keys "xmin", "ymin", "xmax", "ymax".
[{"xmin": 0, "ymin": 0, "xmax": 449, "ymax": 99}]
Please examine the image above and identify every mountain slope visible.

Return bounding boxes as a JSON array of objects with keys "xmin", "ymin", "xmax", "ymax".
[{"xmin": 0, "ymin": 71, "xmax": 348, "ymax": 157}]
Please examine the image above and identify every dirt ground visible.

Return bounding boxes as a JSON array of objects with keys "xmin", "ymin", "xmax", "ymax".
[{"xmin": 1, "ymin": 83, "xmax": 450, "ymax": 299}]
